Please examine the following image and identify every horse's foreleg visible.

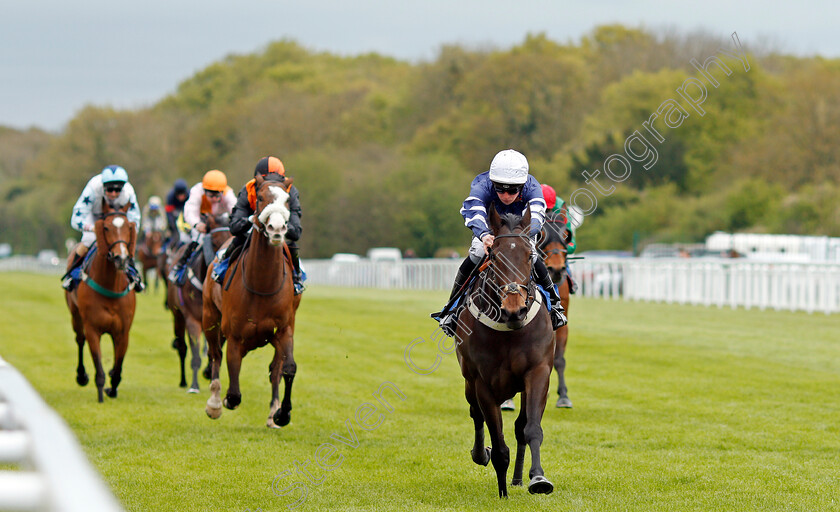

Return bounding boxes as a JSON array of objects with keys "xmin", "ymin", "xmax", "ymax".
[
  {"xmin": 511, "ymin": 395, "xmax": 528, "ymax": 487},
  {"xmin": 267, "ymin": 345, "xmax": 284, "ymax": 428},
  {"xmin": 273, "ymin": 328, "xmax": 295, "ymax": 428},
  {"xmin": 223, "ymin": 339, "xmax": 244, "ymax": 410},
  {"xmin": 105, "ymin": 331, "xmax": 129, "ymax": 399},
  {"xmin": 475, "ymin": 380, "xmax": 509, "ymax": 498},
  {"xmin": 71, "ymin": 310, "xmax": 88, "ymax": 386},
  {"xmin": 185, "ymin": 316, "xmax": 203, "ymax": 393},
  {"xmin": 202, "ymin": 304, "xmax": 223, "ymax": 419},
  {"xmin": 554, "ymin": 325, "xmax": 571, "ymax": 408},
  {"xmin": 465, "ymin": 380, "xmax": 490, "ymax": 466},
  {"xmin": 523, "ymin": 364, "xmax": 553, "ymax": 495},
  {"xmin": 171, "ymin": 305, "xmax": 188, "ymax": 388},
  {"xmin": 84, "ymin": 328, "xmax": 106, "ymax": 403}
]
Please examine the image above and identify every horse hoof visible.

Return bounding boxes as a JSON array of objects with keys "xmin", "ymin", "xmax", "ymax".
[
  {"xmin": 223, "ymin": 397, "xmax": 240, "ymax": 410},
  {"xmin": 528, "ymin": 475, "xmax": 554, "ymax": 495},
  {"xmin": 266, "ymin": 417, "xmax": 282, "ymax": 429},
  {"xmin": 202, "ymin": 365, "xmax": 212, "ymax": 380},
  {"xmin": 76, "ymin": 373, "xmax": 89, "ymax": 387},
  {"xmin": 179, "ymin": 381, "xmax": 187, "ymax": 388},
  {"xmin": 511, "ymin": 478, "xmax": 523, "ymax": 487},
  {"xmin": 273, "ymin": 409, "xmax": 291, "ymax": 427},
  {"xmin": 205, "ymin": 405, "xmax": 222, "ymax": 419},
  {"xmin": 555, "ymin": 397, "xmax": 573, "ymax": 408},
  {"xmin": 472, "ymin": 446, "xmax": 491, "ymax": 466},
  {"xmin": 501, "ymin": 399, "xmax": 515, "ymax": 411},
  {"xmin": 104, "ymin": 387, "xmax": 117, "ymax": 398},
  {"xmin": 188, "ymin": 387, "xmax": 199, "ymax": 394}
]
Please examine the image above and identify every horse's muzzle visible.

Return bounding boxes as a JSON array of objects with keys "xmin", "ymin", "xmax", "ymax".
[{"xmin": 500, "ymin": 305, "xmax": 528, "ymax": 330}]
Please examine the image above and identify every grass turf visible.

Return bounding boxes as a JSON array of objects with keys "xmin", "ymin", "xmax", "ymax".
[{"xmin": 0, "ymin": 272, "xmax": 838, "ymax": 511}]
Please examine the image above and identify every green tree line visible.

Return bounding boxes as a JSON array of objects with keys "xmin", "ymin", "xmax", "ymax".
[{"xmin": 2, "ymin": 25, "xmax": 840, "ymax": 257}]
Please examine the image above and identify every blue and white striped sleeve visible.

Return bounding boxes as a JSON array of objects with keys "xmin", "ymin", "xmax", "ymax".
[
  {"xmin": 460, "ymin": 177, "xmax": 492, "ymax": 240},
  {"xmin": 523, "ymin": 178, "xmax": 547, "ymax": 236}
]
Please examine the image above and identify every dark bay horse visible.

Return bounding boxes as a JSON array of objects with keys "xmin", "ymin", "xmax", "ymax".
[
  {"xmin": 203, "ymin": 174, "xmax": 302, "ymax": 428},
  {"xmin": 64, "ymin": 200, "xmax": 137, "ymax": 403},
  {"xmin": 540, "ymin": 208, "xmax": 573, "ymax": 408},
  {"xmin": 137, "ymin": 229, "xmax": 164, "ymax": 292},
  {"xmin": 455, "ymin": 204, "xmax": 555, "ymax": 497},
  {"xmin": 165, "ymin": 213, "xmax": 230, "ymax": 392}
]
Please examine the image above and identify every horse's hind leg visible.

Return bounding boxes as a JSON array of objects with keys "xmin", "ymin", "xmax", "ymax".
[
  {"xmin": 465, "ymin": 380, "xmax": 491, "ymax": 467},
  {"xmin": 511, "ymin": 395, "xmax": 528, "ymax": 487},
  {"xmin": 554, "ymin": 325, "xmax": 572, "ymax": 408},
  {"xmin": 272, "ymin": 329, "xmax": 296, "ymax": 428},
  {"xmin": 171, "ymin": 306, "xmax": 188, "ymax": 388},
  {"xmin": 185, "ymin": 316, "xmax": 203, "ymax": 393}
]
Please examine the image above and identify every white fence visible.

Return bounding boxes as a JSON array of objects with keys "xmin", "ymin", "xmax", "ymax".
[
  {"xmin": 0, "ymin": 256, "xmax": 63, "ymax": 275},
  {"xmin": 0, "ymin": 356, "xmax": 124, "ymax": 512},
  {"xmin": 303, "ymin": 257, "xmax": 840, "ymax": 314}
]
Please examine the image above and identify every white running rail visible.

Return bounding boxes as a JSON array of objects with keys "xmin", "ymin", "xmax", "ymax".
[
  {"xmin": 0, "ymin": 356, "xmax": 124, "ymax": 512},
  {"xmin": 302, "ymin": 257, "xmax": 840, "ymax": 314}
]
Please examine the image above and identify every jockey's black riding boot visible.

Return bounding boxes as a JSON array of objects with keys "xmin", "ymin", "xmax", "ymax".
[
  {"xmin": 288, "ymin": 244, "xmax": 304, "ymax": 295},
  {"xmin": 436, "ymin": 256, "xmax": 477, "ymax": 336},
  {"xmin": 61, "ymin": 252, "xmax": 85, "ymax": 290},
  {"xmin": 171, "ymin": 240, "xmax": 198, "ymax": 285},
  {"xmin": 535, "ymin": 258, "xmax": 567, "ymax": 330},
  {"xmin": 128, "ymin": 258, "xmax": 145, "ymax": 292}
]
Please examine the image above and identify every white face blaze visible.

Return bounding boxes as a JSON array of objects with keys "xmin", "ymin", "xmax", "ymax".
[
  {"xmin": 257, "ymin": 185, "xmax": 291, "ymax": 245},
  {"xmin": 111, "ymin": 216, "xmax": 129, "ymax": 257}
]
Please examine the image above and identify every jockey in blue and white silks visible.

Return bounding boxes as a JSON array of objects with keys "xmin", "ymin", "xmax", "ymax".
[
  {"xmin": 62, "ymin": 165, "xmax": 144, "ymax": 292},
  {"xmin": 434, "ymin": 149, "xmax": 567, "ymax": 336},
  {"xmin": 461, "ymin": 171, "xmax": 546, "ymax": 258}
]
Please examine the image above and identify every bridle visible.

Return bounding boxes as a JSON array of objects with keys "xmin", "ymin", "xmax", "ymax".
[
  {"xmin": 484, "ymin": 231, "xmax": 535, "ymax": 306},
  {"xmin": 101, "ymin": 211, "xmax": 131, "ymax": 264}
]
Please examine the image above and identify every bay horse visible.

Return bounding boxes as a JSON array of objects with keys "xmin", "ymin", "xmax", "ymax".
[
  {"xmin": 203, "ymin": 174, "xmax": 302, "ymax": 428},
  {"xmin": 64, "ymin": 199, "xmax": 137, "ymax": 403},
  {"xmin": 454, "ymin": 204, "xmax": 555, "ymax": 497},
  {"xmin": 137, "ymin": 229, "xmax": 164, "ymax": 292},
  {"xmin": 165, "ymin": 213, "xmax": 231, "ymax": 392},
  {"xmin": 540, "ymin": 208, "xmax": 573, "ymax": 408}
]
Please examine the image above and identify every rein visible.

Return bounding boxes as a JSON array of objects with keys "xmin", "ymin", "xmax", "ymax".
[{"xmin": 469, "ymin": 231, "xmax": 537, "ymax": 327}]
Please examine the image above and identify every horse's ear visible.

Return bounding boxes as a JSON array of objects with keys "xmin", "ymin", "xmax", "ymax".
[
  {"xmin": 283, "ymin": 177, "xmax": 294, "ymax": 190},
  {"xmin": 519, "ymin": 204, "xmax": 532, "ymax": 231},
  {"xmin": 121, "ymin": 201, "xmax": 130, "ymax": 213},
  {"xmin": 255, "ymin": 174, "xmax": 265, "ymax": 187},
  {"xmin": 488, "ymin": 203, "xmax": 501, "ymax": 235}
]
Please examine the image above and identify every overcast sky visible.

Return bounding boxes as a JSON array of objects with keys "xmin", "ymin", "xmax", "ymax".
[{"xmin": 1, "ymin": 1, "xmax": 837, "ymax": 132}]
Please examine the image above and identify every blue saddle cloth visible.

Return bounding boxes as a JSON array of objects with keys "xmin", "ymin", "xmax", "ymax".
[{"xmin": 69, "ymin": 245, "xmax": 98, "ymax": 281}]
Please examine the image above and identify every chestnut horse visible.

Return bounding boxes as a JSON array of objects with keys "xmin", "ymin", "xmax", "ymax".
[
  {"xmin": 540, "ymin": 208, "xmax": 573, "ymax": 408},
  {"xmin": 64, "ymin": 200, "xmax": 137, "ymax": 403},
  {"xmin": 165, "ymin": 213, "xmax": 230, "ymax": 392},
  {"xmin": 203, "ymin": 174, "xmax": 302, "ymax": 428},
  {"xmin": 454, "ymin": 204, "xmax": 555, "ymax": 497},
  {"xmin": 137, "ymin": 229, "xmax": 164, "ymax": 292}
]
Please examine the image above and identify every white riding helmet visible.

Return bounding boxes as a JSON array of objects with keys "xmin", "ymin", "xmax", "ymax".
[
  {"xmin": 148, "ymin": 196, "xmax": 162, "ymax": 209},
  {"xmin": 488, "ymin": 149, "xmax": 529, "ymax": 185},
  {"xmin": 100, "ymin": 165, "xmax": 128, "ymax": 184}
]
